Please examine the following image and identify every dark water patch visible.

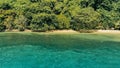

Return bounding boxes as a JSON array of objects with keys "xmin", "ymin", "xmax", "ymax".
[{"xmin": 0, "ymin": 33, "xmax": 120, "ymax": 51}]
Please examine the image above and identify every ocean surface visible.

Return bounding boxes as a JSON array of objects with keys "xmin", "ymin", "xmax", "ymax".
[{"xmin": 0, "ymin": 33, "xmax": 120, "ymax": 68}]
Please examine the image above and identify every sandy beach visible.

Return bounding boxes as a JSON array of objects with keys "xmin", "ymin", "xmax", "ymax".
[
  {"xmin": 2, "ymin": 29, "xmax": 120, "ymax": 34},
  {"xmin": 50, "ymin": 30, "xmax": 120, "ymax": 34},
  {"xmin": 47, "ymin": 30, "xmax": 79, "ymax": 34},
  {"xmin": 94, "ymin": 30, "xmax": 120, "ymax": 34}
]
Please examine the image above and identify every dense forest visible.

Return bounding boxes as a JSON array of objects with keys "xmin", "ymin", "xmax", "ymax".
[{"xmin": 0, "ymin": 0, "xmax": 120, "ymax": 32}]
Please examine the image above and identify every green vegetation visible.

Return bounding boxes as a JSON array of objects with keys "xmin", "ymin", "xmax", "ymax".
[{"xmin": 0, "ymin": 0, "xmax": 120, "ymax": 32}]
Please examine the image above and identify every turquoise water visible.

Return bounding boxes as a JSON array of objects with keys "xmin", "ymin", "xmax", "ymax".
[{"xmin": 0, "ymin": 33, "xmax": 120, "ymax": 68}]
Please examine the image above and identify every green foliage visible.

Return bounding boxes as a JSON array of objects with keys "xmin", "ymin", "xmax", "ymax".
[
  {"xmin": 0, "ymin": 24, "xmax": 6, "ymax": 32},
  {"xmin": 30, "ymin": 0, "xmax": 39, "ymax": 2},
  {"xmin": 18, "ymin": 25, "xmax": 25, "ymax": 31},
  {"xmin": 31, "ymin": 13, "xmax": 57, "ymax": 31},
  {"xmin": 0, "ymin": 0, "xmax": 120, "ymax": 32},
  {"xmin": 56, "ymin": 14, "xmax": 70, "ymax": 29},
  {"xmin": 0, "ymin": 3, "xmax": 12, "ymax": 10},
  {"xmin": 72, "ymin": 7, "xmax": 100, "ymax": 30},
  {"xmin": 14, "ymin": 15, "xmax": 27, "ymax": 31}
]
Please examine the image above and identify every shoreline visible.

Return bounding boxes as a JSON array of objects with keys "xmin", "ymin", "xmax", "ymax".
[
  {"xmin": 1, "ymin": 29, "xmax": 120, "ymax": 34},
  {"xmin": 1, "ymin": 30, "xmax": 80, "ymax": 34},
  {"xmin": 94, "ymin": 30, "xmax": 120, "ymax": 34}
]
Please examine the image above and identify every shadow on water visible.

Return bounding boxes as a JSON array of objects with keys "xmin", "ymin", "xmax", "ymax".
[{"xmin": 0, "ymin": 33, "xmax": 120, "ymax": 52}]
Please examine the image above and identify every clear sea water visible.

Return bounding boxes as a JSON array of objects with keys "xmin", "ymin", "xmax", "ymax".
[{"xmin": 0, "ymin": 33, "xmax": 120, "ymax": 68}]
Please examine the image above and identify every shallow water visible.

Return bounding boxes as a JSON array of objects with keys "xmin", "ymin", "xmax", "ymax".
[{"xmin": 0, "ymin": 33, "xmax": 120, "ymax": 68}]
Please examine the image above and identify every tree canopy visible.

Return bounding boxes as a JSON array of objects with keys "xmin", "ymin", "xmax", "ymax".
[{"xmin": 0, "ymin": 0, "xmax": 120, "ymax": 31}]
